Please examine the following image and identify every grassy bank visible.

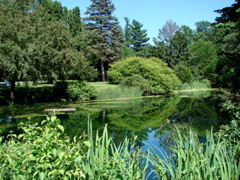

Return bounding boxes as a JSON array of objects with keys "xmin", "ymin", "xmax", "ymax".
[{"xmin": 88, "ymin": 82, "xmax": 143, "ymax": 100}]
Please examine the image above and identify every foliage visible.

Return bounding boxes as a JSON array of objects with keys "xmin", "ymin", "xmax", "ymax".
[
  {"xmin": 154, "ymin": 24, "xmax": 192, "ymax": 69},
  {"xmin": 107, "ymin": 57, "xmax": 182, "ymax": 94},
  {"xmin": 128, "ymin": 19, "xmax": 150, "ymax": 56},
  {"xmin": 194, "ymin": 21, "xmax": 213, "ymax": 41},
  {"xmin": 84, "ymin": 0, "xmax": 124, "ymax": 81},
  {"xmin": 0, "ymin": 116, "xmax": 86, "ymax": 179},
  {"xmin": 0, "ymin": 81, "xmax": 97, "ymax": 105},
  {"xmin": 173, "ymin": 65, "xmax": 193, "ymax": 84},
  {"xmin": 189, "ymin": 39, "xmax": 218, "ymax": 81},
  {"xmin": 120, "ymin": 74, "xmax": 151, "ymax": 94},
  {"xmin": 181, "ymin": 80, "xmax": 211, "ymax": 90},
  {"xmin": 97, "ymin": 87, "xmax": 143, "ymax": 100},
  {"xmin": 0, "ymin": 0, "xmax": 96, "ymax": 91},
  {"xmin": 54, "ymin": 81, "xmax": 97, "ymax": 102},
  {"xmin": 0, "ymin": 116, "xmax": 150, "ymax": 179},
  {"xmin": 0, "ymin": 100, "xmax": 239, "ymax": 179},
  {"xmin": 150, "ymin": 128, "xmax": 240, "ymax": 180},
  {"xmin": 66, "ymin": 81, "xmax": 97, "ymax": 102},
  {"xmin": 213, "ymin": 0, "xmax": 240, "ymax": 92},
  {"xmin": 83, "ymin": 120, "xmax": 149, "ymax": 179}
]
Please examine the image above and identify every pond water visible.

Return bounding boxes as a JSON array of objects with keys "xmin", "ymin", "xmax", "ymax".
[
  {"xmin": 0, "ymin": 89, "xmax": 230, "ymax": 141},
  {"xmin": 0, "ymin": 90, "xmax": 231, "ymax": 179}
]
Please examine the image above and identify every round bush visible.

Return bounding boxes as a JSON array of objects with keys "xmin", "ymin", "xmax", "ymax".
[
  {"xmin": 108, "ymin": 57, "xmax": 182, "ymax": 94},
  {"xmin": 67, "ymin": 81, "xmax": 97, "ymax": 102}
]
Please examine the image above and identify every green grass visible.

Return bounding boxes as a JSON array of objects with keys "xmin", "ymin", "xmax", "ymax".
[{"xmin": 88, "ymin": 82, "xmax": 143, "ymax": 100}]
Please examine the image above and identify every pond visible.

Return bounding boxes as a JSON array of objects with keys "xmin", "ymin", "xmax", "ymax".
[
  {"xmin": 0, "ymin": 90, "xmax": 231, "ymax": 179},
  {"xmin": 0, "ymin": 89, "xmax": 230, "ymax": 141}
]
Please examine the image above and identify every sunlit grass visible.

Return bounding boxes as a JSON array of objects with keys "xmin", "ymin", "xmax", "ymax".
[{"xmin": 89, "ymin": 82, "xmax": 143, "ymax": 99}]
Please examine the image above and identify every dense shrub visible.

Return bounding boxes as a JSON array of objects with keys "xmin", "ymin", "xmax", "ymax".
[
  {"xmin": 54, "ymin": 81, "xmax": 97, "ymax": 102},
  {"xmin": 107, "ymin": 57, "xmax": 182, "ymax": 94},
  {"xmin": 173, "ymin": 64, "xmax": 193, "ymax": 84},
  {"xmin": 66, "ymin": 81, "xmax": 97, "ymax": 102},
  {"xmin": 119, "ymin": 74, "xmax": 151, "ymax": 95}
]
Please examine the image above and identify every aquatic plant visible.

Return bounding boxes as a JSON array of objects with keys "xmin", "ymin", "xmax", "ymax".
[{"xmin": 150, "ymin": 127, "xmax": 240, "ymax": 180}]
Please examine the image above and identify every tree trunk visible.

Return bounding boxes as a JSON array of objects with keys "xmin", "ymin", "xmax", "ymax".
[
  {"xmin": 10, "ymin": 80, "xmax": 16, "ymax": 101},
  {"xmin": 101, "ymin": 59, "xmax": 106, "ymax": 82}
]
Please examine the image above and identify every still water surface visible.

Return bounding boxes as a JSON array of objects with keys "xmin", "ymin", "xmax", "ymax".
[
  {"xmin": 0, "ymin": 90, "xmax": 229, "ymax": 143},
  {"xmin": 0, "ymin": 90, "xmax": 230, "ymax": 179}
]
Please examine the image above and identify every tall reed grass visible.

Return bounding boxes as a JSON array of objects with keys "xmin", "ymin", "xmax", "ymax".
[
  {"xmin": 82, "ymin": 120, "xmax": 150, "ymax": 179},
  {"xmin": 181, "ymin": 80, "xmax": 211, "ymax": 90},
  {"xmin": 150, "ymin": 127, "xmax": 240, "ymax": 180},
  {"xmin": 97, "ymin": 87, "xmax": 143, "ymax": 99}
]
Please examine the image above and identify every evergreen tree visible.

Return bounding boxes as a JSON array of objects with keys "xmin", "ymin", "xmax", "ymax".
[
  {"xmin": 169, "ymin": 25, "xmax": 193, "ymax": 67},
  {"xmin": 129, "ymin": 19, "xmax": 150, "ymax": 56},
  {"xmin": 84, "ymin": 0, "xmax": 123, "ymax": 81},
  {"xmin": 194, "ymin": 21, "xmax": 213, "ymax": 41},
  {"xmin": 123, "ymin": 17, "xmax": 132, "ymax": 47},
  {"xmin": 121, "ymin": 17, "xmax": 134, "ymax": 59},
  {"xmin": 214, "ymin": 0, "xmax": 240, "ymax": 92}
]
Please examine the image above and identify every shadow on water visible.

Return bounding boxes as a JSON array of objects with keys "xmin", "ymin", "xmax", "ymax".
[{"xmin": 0, "ymin": 90, "xmax": 231, "ymax": 179}]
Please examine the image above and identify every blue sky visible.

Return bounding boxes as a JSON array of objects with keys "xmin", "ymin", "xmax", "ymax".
[{"xmin": 58, "ymin": 0, "xmax": 235, "ymax": 43}]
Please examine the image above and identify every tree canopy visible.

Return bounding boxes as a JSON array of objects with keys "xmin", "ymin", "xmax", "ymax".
[
  {"xmin": 0, "ymin": 0, "xmax": 239, "ymax": 95},
  {"xmin": 0, "ymin": 0, "xmax": 96, "ymax": 91},
  {"xmin": 84, "ymin": 0, "xmax": 123, "ymax": 81}
]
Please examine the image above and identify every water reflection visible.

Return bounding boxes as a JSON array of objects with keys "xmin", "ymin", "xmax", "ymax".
[
  {"xmin": 0, "ymin": 90, "xmax": 229, "ymax": 147},
  {"xmin": 0, "ymin": 90, "xmax": 230, "ymax": 179},
  {"xmin": 59, "ymin": 90, "xmax": 228, "ymax": 147}
]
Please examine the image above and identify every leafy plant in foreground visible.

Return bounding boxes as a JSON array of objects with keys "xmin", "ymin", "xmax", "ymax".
[{"xmin": 0, "ymin": 116, "xmax": 150, "ymax": 179}]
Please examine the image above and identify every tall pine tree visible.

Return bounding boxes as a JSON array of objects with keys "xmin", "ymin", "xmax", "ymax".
[
  {"xmin": 84, "ymin": 0, "xmax": 123, "ymax": 81},
  {"xmin": 129, "ymin": 19, "xmax": 150, "ymax": 56}
]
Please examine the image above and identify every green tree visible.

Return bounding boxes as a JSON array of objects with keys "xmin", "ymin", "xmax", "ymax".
[
  {"xmin": 153, "ymin": 19, "xmax": 180, "ymax": 67},
  {"xmin": 189, "ymin": 39, "xmax": 218, "ymax": 81},
  {"xmin": 173, "ymin": 64, "xmax": 193, "ymax": 84},
  {"xmin": 168, "ymin": 25, "xmax": 193, "ymax": 67},
  {"xmin": 84, "ymin": 0, "xmax": 123, "ymax": 81},
  {"xmin": 128, "ymin": 19, "xmax": 150, "ymax": 56},
  {"xmin": 194, "ymin": 21, "xmax": 213, "ymax": 41},
  {"xmin": 213, "ymin": 0, "xmax": 240, "ymax": 92},
  {"xmin": 123, "ymin": 17, "xmax": 132, "ymax": 47},
  {"xmin": 121, "ymin": 17, "xmax": 134, "ymax": 59},
  {"xmin": 31, "ymin": 1, "xmax": 96, "ymax": 83},
  {"xmin": 0, "ymin": 0, "xmax": 96, "ymax": 92},
  {"xmin": 154, "ymin": 23, "xmax": 192, "ymax": 69},
  {"xmin": 0, "ymin": 0, "xmax": 34, "ymax": 91}
]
